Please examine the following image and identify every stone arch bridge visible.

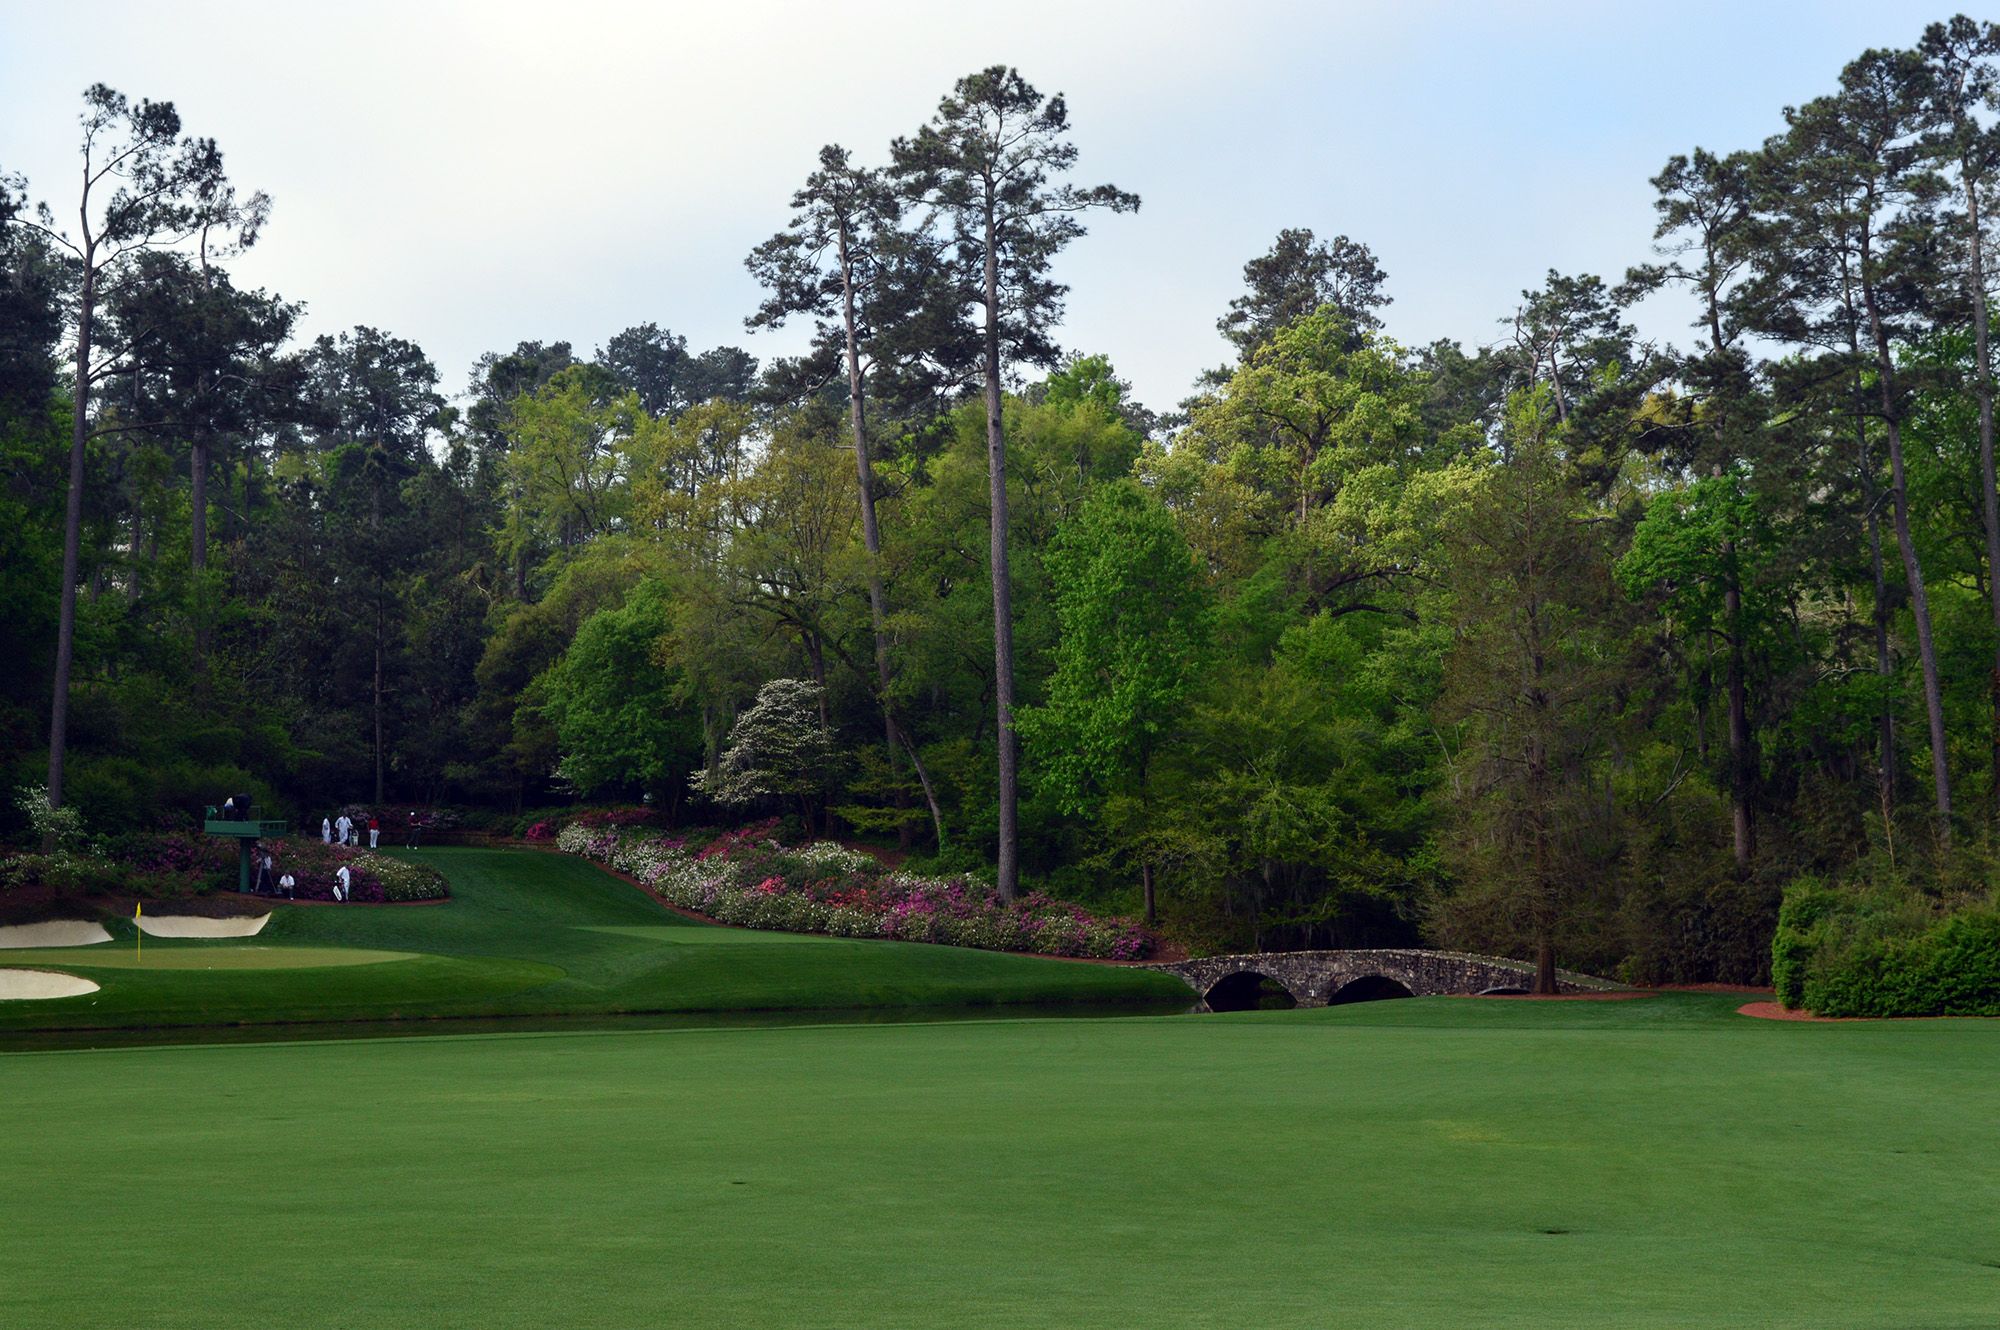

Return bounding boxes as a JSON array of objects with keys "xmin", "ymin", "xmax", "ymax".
[{"xmin": 1152, "ymin": 949, "xmax": 1614, "ymax": 1012}]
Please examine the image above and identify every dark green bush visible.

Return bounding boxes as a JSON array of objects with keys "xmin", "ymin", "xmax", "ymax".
[
  {"xmin": 1771, "ymin": 875, "xmax": 2000, "ymax": 1017},
  {"xmin": 1617, "ymin": 874, "xmax": 1783, "ymax": 987},
  {"xmin": 1770, "ymin": 877, "xmax": 1841, "ymax": 1009},
  {"xmin": 1802, "ymin": 910, "xmax": 2000, "ymax": 1018}
]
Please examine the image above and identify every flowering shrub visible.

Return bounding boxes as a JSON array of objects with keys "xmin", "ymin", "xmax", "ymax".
[
  {"xmin": 0, "ymin": 833, "xmax": 448, "ymax": 905},
  {"xmin": 556, "ymin": 823, "xmax": 616, "ymax": 858},
  {"xmin": 242, "ymin": 840, "xmax": 449, "ymax": 903},
  {"xmin": 356, "ymin": 853, "xmax": 452, "ymax": 903},
  {"xmin": 524, "ymin": 821, "xmax": 558, "ymax": 842},
  {"xmin": 15, "ymin": 784, "xmax": 89, "ymax": 856},
  {"xmin": 555, "ymin": 823, "xmax": 1154, "ymax": 961}
]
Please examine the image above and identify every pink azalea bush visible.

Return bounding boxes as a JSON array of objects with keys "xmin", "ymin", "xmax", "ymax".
[{"xmin": 557, "ymin": 819, "xmax": 1155, "ymax": 961}]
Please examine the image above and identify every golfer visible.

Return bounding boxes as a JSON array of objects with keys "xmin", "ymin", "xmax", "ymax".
[
  {"xmin": 368, "ymin": 816, "xmax": 380, "ymax": 849},
  {"xmin": 407, "ymin": 810, "xmax": 422, "ymax": 848}
]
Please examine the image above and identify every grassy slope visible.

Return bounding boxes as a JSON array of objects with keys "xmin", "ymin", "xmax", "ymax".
[
  {"xmin": 2, "ymin": 993, "xmax": 1996, "ymax": 1329},
  {"xmin": 0, "ymin": 848, "xmax": 1186, "ymax": 1034}
]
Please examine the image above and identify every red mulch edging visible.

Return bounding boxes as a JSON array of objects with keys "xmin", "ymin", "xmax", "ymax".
[
  {"xmin": 1737, "ymin": 1000, "xmax": 2000, "ymax": 1023},
  {"xmin": 1738, "ymin": 1001, "xmax": 1864, "ymax": 1022},
  {"xmin": 1475, "ymin": 990, "xmax": 1655, "ymax": 1001}
]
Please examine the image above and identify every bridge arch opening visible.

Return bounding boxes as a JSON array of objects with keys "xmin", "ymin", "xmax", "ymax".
[
  {"xmin": 1327, "ymin": 974, "xmax": 1414, "ymax": 1005},
  {"xmin": 1203, "ymin": 970, "xmax": 1299, "ymax": 1013}
]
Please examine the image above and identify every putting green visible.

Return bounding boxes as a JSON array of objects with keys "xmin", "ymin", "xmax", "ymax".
[{"xmin": 6, "ymin": 946, "xmax": 416, "ymax": 971}]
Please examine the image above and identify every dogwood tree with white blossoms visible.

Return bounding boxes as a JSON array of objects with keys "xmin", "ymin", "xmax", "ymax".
[{"xmin": 693, "ymin": 678, "xmax": 836, "ymax": 817}]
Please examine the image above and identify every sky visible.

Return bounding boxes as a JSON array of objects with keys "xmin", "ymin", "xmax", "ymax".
[{"xmin": 0, "ymin": 0, "xmax": 1964, "ymax": 414}]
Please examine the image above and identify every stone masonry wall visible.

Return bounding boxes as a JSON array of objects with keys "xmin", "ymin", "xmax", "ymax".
[{"xmin": 1153, "ymin": 948, "xmax": 1617, "ymax": 1009}]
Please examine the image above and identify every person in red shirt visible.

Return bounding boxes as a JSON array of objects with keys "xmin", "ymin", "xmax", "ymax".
[{"xmin": 368, "ymin": 815, "xmax": 380, "ymax": 849}]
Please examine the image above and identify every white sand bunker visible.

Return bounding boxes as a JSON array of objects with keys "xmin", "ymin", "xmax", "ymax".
[
  {"xmin": 136, "ymin": 913, "xmax": 271, "ymax": 939},
  {"xmin": 0, "ymin": 920, "xmax": 112, "ymax": 949},
  {"xmin": 0, "ymin": 968, "xmax": 100, "ymax": 1000}
]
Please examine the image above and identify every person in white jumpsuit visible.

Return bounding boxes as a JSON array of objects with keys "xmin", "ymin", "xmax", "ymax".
[
  {"xmin": 334, "ymin": 864, "xmax": 352, "ymax": 902},
  {"xmin": 322, "ymin": 817, "xmax": 332, "ymax": 845},
  {"xmin": 336, "ymin": 814, "xmax": 353, "ymax": 845}
]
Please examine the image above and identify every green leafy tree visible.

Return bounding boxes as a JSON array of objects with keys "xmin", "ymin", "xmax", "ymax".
[
  {"xmin": 300, "ymin": 327, "xmax": 445, "ymax": 802},
  {"xmin": 497, "ymin": 364, "xmax": 643, "ymax": 586},
  {"xmin": 541, "ymin": 580, "xmax": 703, "ymax": 817},
  {"xmin": 1618, "ymin": 468, "xmax": 1792, "ymax": 861},
  {"xmin": 746, "ymin": 144, "xmax": 948, "ymax": 842},
  {"xmin": 4, "ymin": 84, "xmax": 269, "ymax": 813},
  {"xmin": 1435, "ymin": 390, "xmax": 1626, "ymax": 992},
  {"xmin": 1021, "ymin": 482, "xmax": 1210, "ymax": 923},
  {"xmin": 596, "ymin": 323, "xmax": 757, "ymax": 419},
  {"xmin": 1765, "ymin": 50, "xmax": 1953, "ymax": 843},
  {"xmin": 1919, "ymin": 16, "xmax": 2000, "ymax": 821},
  {"xmin": 1218, "ymin": 227, "xmax": 1390, "ymax": 353},
  {"xmin": 1624, "ymin": 145, "xmax": 1765, "ymax": 868},
  {"xmin": 1496, "ymin": 271, "xmax": 1648, "ymax": 489},
  {"xmin": 99, "ymin": 252, "xmax": 297, "ymax": 660},
  {"xmin": 891, "ymin": 66, "xmax": 1139, "ymax": 899}
]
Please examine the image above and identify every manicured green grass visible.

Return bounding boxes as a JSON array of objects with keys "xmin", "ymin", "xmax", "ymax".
[
  {"xmin": 3, "ymin": 993, "xmax": 1996, "ymax": 1328},
  {"xmin": 0, "ymin": 848, "xmax": 1186, "ymax": 1035},
  {"xmin": 25, "ymin": 945, "xmax": 415, "ymax": 970}
]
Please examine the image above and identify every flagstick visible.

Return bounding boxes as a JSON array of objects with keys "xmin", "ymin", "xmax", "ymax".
[{"xmin": 135, "ymin": 901, "xmax": 142, "ymax": 964}]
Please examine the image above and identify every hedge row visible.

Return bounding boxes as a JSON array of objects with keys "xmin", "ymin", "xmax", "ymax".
[{"xmin": 1772, "ymin": 878, "xmax": 2000, "ymax": 1017}]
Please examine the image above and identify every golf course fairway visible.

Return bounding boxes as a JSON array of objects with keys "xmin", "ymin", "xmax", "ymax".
[
  {"xmin": 3, "ymin": 994, "xmax": 1997, "ymax": 1328},
  {"xmin": 4, "ymin": 849, "xmax": 1995, "ymax": 1328}
]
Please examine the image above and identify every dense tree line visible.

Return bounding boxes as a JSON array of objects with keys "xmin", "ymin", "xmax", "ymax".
[{"xmin": 8, "ymin": 26, "xmax": 2000, "ymax": 981}]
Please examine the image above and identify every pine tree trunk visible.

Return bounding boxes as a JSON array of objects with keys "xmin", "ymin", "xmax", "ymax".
[
  {"xmin": 190, "ymin": 439, "xmax": 208, "ymax": 574},
  {"xmin": 892, "ymin": 726, "xmax": 946, "ymax": 850},
  {"xmin": 983, "ymin": 196, "xmax": 1019, "ymax": 901},
  {"xmin": 371, "ymin": 479, "xmax": 386, "ymax": 806},
  {"xmin": 191, "ymin": 437, "xmax": 210, "ymax": 671},
  {"xmin": 1861, "ymin": 273, "xmax": 1952, "ymax": 844},
  {"xmin": 1882, "ymin": 413, "xmax": 1953, "ymax": 844},
  {"xmin": 46, "ymin": 265, "xmax": 95, "ymax": 814},
  {"xmin": 1963, "ymin": 169, "xmax": 2000, "ymax": 825},
  {"xmin": 1726, "ymin": 576, "xmax": 1753, "ymax": 872},
  {"xmin": 373, "ymin": 630, "xmax": 386, "ymax": 805},
  {"xmin": 836, "ymin": 220, "xmax": 944, "ymax": 850},
  {"xmin": 1535, "ymin": 938, "xmax": 1557, "ymax": 996},
  {"xmin": 126, "ymin": 510, "xmax": 143, "ymax": 604},
  {"xmin": 1704, "ymin": 293, "xmax": 1753, "ymax": 873},
  {"xmin": 1858, "ymin": 400, "xmax": 1898, "ymax": 845},
  {"xmin": 838, "ymin": 220, "xmax": 895, "ymax": 760}
]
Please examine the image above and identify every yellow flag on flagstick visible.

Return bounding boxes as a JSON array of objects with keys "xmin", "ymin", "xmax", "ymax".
[{"xmin": 135, "ymin": 901, "xmax": 141, "ymax": 962}]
